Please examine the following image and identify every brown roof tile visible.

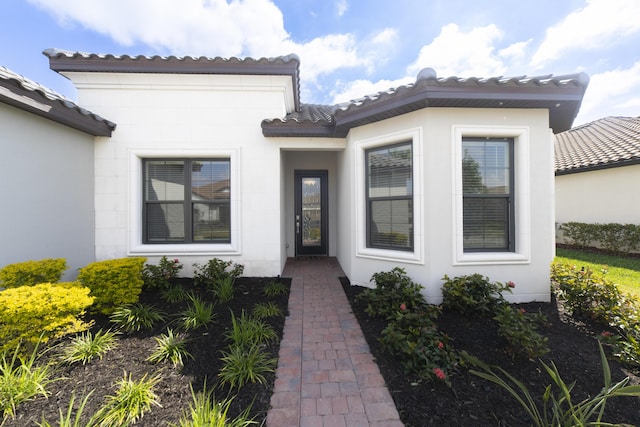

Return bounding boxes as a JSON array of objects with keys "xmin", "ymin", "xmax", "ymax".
[
  {"xmin": 555, "ymin": 116, "xmax": 640, "ymax": 175},
  {"xmin": 0, "ymin": 65, "xmax": 116, "ymax": 136}
]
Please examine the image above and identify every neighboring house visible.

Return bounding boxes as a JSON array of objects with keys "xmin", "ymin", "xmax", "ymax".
[
  {"xmin": 555, "ymin": 116, "xmax": 640, "ymax": 232},
  {"xmin": 0, "ymin": 65, "xmax": 115, "ymax": 280},
  {"xmin": 39, "ymin": 49, "xmax": 589, "ymax": 303}
]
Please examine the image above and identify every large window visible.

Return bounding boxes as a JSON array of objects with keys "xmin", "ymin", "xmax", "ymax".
[
  {"xmin": 143, "ymin": 159, "xmax": 230, "ymax": 244},
  {"xmin": 366, "ymin": 142, "xmax": 413, "ymax": 251},
  {"xmin": 462, "ymin": 137, "xmax": 514, "ymax": 252}
]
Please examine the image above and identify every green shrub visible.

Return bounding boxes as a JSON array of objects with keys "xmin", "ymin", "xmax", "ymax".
[
  {"xmin": 78, "ymin": 257, "xmax": 146, "ymax": 315},
  {"xmin": 0, "ymin": 258, "xmax": 68, "ymax": 289},
  {"xmin": 355, "ymin": 267, "xmax": 426, "ymax": 319},
  {"xmin": 441, "ymin": 274, "xmax": 514, "ymax": 317},
  {"xmin": 0, "ymin": 282, "xmax": 94, "ymax": 353},
  {"xmin": 559, "ymin": 222, "xmax": 640, "ymax": 253},
  {"xmin": 379, "ymin": 305, "xmax": 457, "ymax": 383},
  {"xmin": 493, "ymin": 305, "xmax": 549, "ymax": 358},
  {"xmin": 141, "ymin": 256, "xmax": 183, "ymax": 290},
  {"xmin": 193, "ymin": 258, "xmax": 244, "ymax": 288}
]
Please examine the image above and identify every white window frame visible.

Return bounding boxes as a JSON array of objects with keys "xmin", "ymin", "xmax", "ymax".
[
  {"xmin": 452, "ymin": 125, "xmax": 531, "ymax": 265},
  {"xmin": 355, "ymin": 128, "xmax": 424, "ymax": 264},
  {"xmin": 128, "ymin": 148, "xmax": 241, "ymax": 256}
]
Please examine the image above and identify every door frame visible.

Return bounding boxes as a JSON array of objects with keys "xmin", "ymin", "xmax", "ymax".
[{"xmin": 294, "ymin": 170, "xmax": 328, "ymax": 256}]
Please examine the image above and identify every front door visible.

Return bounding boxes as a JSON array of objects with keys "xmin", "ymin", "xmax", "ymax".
[{"xmin": 295, "ymin": 170, "xmax": 328, "ymax": 256}]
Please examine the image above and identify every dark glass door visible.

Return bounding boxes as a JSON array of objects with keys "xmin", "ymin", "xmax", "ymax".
[{"xmin": 295, "ymin": 170, "xmax": 328, "ymax": 255}]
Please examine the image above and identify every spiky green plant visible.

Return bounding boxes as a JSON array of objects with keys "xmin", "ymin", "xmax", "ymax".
[
  {"xmin": 92, "ymin": 372, "xmax": 161, "ymax": 427},
  {"xmin": 59, "ymin": 329, "xmax": 118, "ymax": 365},
  {"xmin": 262, "ymin": 281, "xmax": 289, "ymax": 297},
  {"xmin": 147, "ymin": 329, "xmax": 192, "ymax": 367},
  {"xmin": 218, "ymin": 344, "xmax": 276, "ymax": 389},
  {"xmin": 224, "ymin": 311, "xmax": 277, "ymax": 348},
  {"xmin": 179, "ymin": 294, "xmax": 216, "ymax": 331},
  {"xmin": 172, "ymin": 384, "xmax": 256, "ymax": 427},
  {"xmin": 0, "ymin": 341, "xmax": 58, "ymax": 419},
  {"xmin": 210, "ymin": 276, "xmax": 236, "ymax": 303},
  {"xmin": 109, "ymin": 303, "xmax": 166, "ymax": 333},
  {"xmin": 37, "ymin": 391, "xmax": 95, "ymax": 427},
  {"xmin": 251, "ymin": 302, "xmax": 282, "ymax": 319},
  {"xmin": 161, "ymin": 284, "xmax": 190, "ymax": 303}
]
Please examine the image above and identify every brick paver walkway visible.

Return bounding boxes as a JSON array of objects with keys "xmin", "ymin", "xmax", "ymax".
[{"xmin": 266, "ymin": 257, "xmax": 403, "ymax": 427}]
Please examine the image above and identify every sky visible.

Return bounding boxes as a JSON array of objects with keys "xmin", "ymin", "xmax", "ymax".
[{"xmin": 1, "ymin": 0, "xmax": 639, "ymax": 127}]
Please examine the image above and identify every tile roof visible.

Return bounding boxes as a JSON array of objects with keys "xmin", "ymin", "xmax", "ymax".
[
  {"xmin": 0, "ymin": 65, "xmax": 116, "ymax": 136},
  {"xmin": 44, "ymin": 48, "xmax": 301, "ymax": 111},
  {"xmin": 555, "ymin": 116, "xmax": 640, "ymax": 175},
  {"xmin": 262, "ymin": 67, "xmax": 589, "ymax": 138}
]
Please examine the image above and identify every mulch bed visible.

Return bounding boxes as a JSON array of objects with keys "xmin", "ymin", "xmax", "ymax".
[
  {"xmin": 341, "ymin": 278, "xmax": 640, "ymax": 427},
  {"xmin": 2, "ymin": 277, "xmax": 290, "ymax": 427}
]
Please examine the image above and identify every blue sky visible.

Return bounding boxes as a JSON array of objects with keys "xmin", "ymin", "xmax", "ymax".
[{"xmin": 2, "ymin": 0, "xmax": 639, "ymax": 126}]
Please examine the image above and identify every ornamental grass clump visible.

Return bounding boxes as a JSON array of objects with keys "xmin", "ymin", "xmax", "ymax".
[
  {"xmin": 178, "ymin": 294, "xmax": 217, "ymax": 331},
  {"xmin": 92, "ymin": 372, "xmax": 161, "ymax": 427},
  {"xmin": 109, "ymin": 303, "xmax": 166, "ymax": 333},
  {"xmin": 464, "ymin": 341, "xmax": 640, "ymax": 427},
  {"xmin": 172, "ymin": 384, "xmax": 256, "ymax": 427},
  {"xmin": 59, "ymin": 329, "xmax": 119, "ymax": 366},
  {"xmin": 147, "ymin": 328, "xmax": 192, "ymax": 367},
  {"xmin": 0, "ymin": 342, "xmax": 58, "ymax": 419}
]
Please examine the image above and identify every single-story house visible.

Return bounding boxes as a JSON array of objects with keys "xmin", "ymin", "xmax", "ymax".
[
  {"xmin": 4, "ymin": 49, "xmax": 590, "ymax": 302},
  {"xmin": 555, "ymin": 116, "xmax": 640, "ymax": 231},
  {"xmin": 0, "ymin": 65, "xmax": 115, "ymax": 280}
]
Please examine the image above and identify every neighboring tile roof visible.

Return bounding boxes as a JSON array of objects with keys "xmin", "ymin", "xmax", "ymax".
[
  {"xmin": 555, "ymin": 116, "xmax": 640, "ymax": 175},
  {"xmin": 0, "ymin": 65, "xmax": 116, "ymax": 136},
  {"xmin": 263, "ymin": 67, "xmax": 589, "ymax": 138},
  {"xmin": 44, "ymin": 48, "xmax": 301, "ymax": 111}
]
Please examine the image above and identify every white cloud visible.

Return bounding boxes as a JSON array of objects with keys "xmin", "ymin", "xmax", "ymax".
[
  {"xmin": 531, "ymin": 0, "xmax": 640, "ymax": 69},
  {"xmin": 574, "ymin": 61, "xmax": 640, "ymax": 125},
  {"xmin": 336, "ymin": 0, "xmax": 348, "ymax": 17},
  {"xmin": 330, "ymin": 77, "xmax": 413, "ymax": 105},
  {"xmin": 406, "ymin": 23, "xmax": 510, "ymax": 78}
]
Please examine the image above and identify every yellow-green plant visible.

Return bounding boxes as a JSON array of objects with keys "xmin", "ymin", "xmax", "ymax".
[
  {"xmin": 0, "ymin": 258, "xmax": 68, "ymax": 288},
  {"xmin": 36, "ymin": 391, "xmax": 96, "ymax": 427},
  {"xmin": 147, "ymin": 329, "xmax": 192, "ymax": 367},
  {"xmin": 1, "ymin": 341, "xmax": 58, "ymax": 420},
  {"xmin": 172, "ymin": 384, "xmax": 256, "ymax": 427},
  {"xmin": 78, "ymin": 258, "xmax": 146, "ymax": 314},
  {"xmin": 92, "ymin": 372, "xmax": 161, "ymax": 427},
  {"xmin": 0, "ymin": 282, "xmax": 94, "ymax": 352},
  {"xmin": 59, "ymin": 329, "xmax": 119, "ymax": 366}
]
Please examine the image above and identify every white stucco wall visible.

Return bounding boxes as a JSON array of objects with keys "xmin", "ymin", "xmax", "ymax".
[
  {"xmin": 338, "ymin": 107, "xmax": 555, "ymax": 303},
  {"xmin": 0, "ymin": 103, "xmax": 95, "ymax": 280},
  {"xmin": 64, "ymin": 72, "xmax": 293, "ymax": 277},
  {"xmin": 556, "ymin": 165, "xmax": 640, "ymax": 225}
]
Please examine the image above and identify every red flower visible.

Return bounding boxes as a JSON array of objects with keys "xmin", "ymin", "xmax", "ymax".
[
  {"xmin": 399, "ymin": 303, "xmax": 407, "ymax": 311},
  {"xmin": 507, "ymin": 281, "xmax": 515, "ymax": 288},
  {"xmin": 519, "ymin": 308, "xmax": 526, "ymax": 314},
  {"xmin": 433, "ymin": 368, "xmax": 446, "ymax": 380},
  {"xmin": 173, "ymin": 259, "xmax": 180, "ymax": 263},
  {"xmin": 601, "ymin": 331, "xmax": 612, "ymax": 337},
  {"xmin": 437, "ymin": 341, "xmax": 444, "ymax": 349}
]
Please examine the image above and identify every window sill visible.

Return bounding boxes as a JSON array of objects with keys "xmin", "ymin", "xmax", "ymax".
[
  {"xmin": 357, "ymin": 247, "xmax": 423, "ymax": 264},
  {"xmin": 129, "ymin": 243, "xmax": 240, "ymax": 256},
  {"xmin": 455, "ymin": 251, "xmax": 529, "ymax": 265}
]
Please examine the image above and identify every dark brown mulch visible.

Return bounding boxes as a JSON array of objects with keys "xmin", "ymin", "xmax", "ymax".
[
  {"xmin": 341, "ymin": 278, "xmax": 640, "ymax": 427},
  {"xmin": 2, "ymin": 277, "xmax": 290, "ymax": 427}
]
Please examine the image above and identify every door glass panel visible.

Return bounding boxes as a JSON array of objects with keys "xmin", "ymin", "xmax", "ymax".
[{"xmin": 302, "ymin": 177, "xmax": 321, "ymax": 247}]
